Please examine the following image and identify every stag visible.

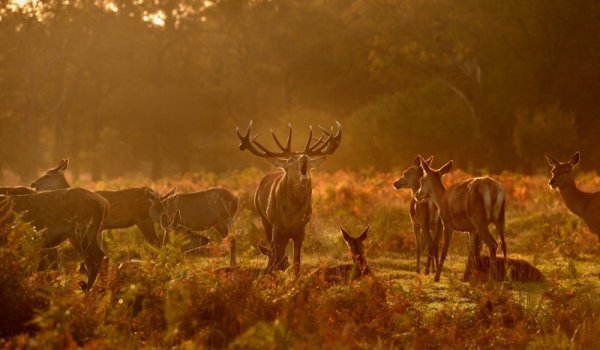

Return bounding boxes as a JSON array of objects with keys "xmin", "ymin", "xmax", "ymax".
[
  {"xmin": 237, "ymin": 120, "xmax": 341, "ymax": 274},
  {"xmin": 414, "ymin": 156, "xmax": 507, "ymax": 282},
  {"xmin": 29, "ymin": 159, "xmax": 175, "ymax": 246},
  {"xmin": 393, "ymin": 155, "xmax": 441, "ymax": 274},
  {"xmin": 545, "ymin": 152, "xmax": 600, "ymax": 240},
  {"xmin": 0, "ymin": 189, "xmax": 109, "ymax": 290}
]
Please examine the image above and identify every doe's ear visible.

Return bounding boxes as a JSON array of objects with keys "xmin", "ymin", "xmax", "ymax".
[
  {"xmin": 173, "ymin": 210, "xmax": 182, "ymax": 227},
  {"xmin": 425, "ymin": 155, "xmax": 434, "ymax": 166},
  {"xmin": 341, "ymin": 227, "xmax": 354, "ymax": 247},
  {"xmin": 545, "ymin": 153, "xmax": 560, "ymax": 167},
  {"xmin": 438, "ymin": 160, "xmax": 453, "ymax": 176},
  {"xmin": 358, "ymin": 226, "xmax": 369, "ymax": 242},
  {"xmin": 569, "ymin": 152, "xmax": 581, "ymax": 167},
  {"xmin": 58, "ymin": 159, "xmax": 69, "ymax": 172},
  {"xmin": 418, "ymin": 155, "xmax": 433, "ymax": 174},
  {"xmin": 161, "ymin": 187, "xmax": 177, "ymax": 200},
  {"xmin": 412, "ymin": 155, "xmax": 421, "ymax": 167}
]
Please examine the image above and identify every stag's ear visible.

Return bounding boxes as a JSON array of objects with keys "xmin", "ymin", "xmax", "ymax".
[
  {"xmin": 257, "ymin": 243, "xmax": 271, "ymax": 256},
  {"xmin": 309, "ymin": 156, "xmax": 327, "ymax": 169},
  {"xmin": 569, "ymin": 152, "xmax": 581, "ymax": 167},
  {"xmin": 266, "ymin": 158, "xmax": 288, "ymax": 169},
  {"xmin": 358, "ymin": 226, "xmax": 369, "ymax": 242},
  {"xmin": 438, "ymin": 160, "xmax": 453, "ymax": 176},
  {"xmin": 545, "ymin": 153, "xmax": 560, "ymax": 167}
]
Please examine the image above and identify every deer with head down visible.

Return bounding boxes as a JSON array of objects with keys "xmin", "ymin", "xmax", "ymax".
[
  {"xmin": 545, "ymin": 152, "xmax": 600, "ymax": 240},
  {"xmin": 237, "ymin": 120, "xmax": 341, "ymax": 274},
  {"xmin": 393, "ymin": 155, "xmax": 441, "ymax": 274},
  {"xmin": 29, "ymin": 159, "xmax": 176, "ymax": 247},
  {"xmin": 0, "ymin": 188, "xmax": 109, "ymax": 290},
  {"xmin": 414, "ymin": 156, "xmax": 507, "ymax": 282}
]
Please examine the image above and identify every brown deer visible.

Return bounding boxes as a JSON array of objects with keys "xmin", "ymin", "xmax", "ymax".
[
  {"xmin": 394, "ymin": 155, "xmax": 441, "ymax": 274},
  {"xmin": 0, "ymin": 159, "xmax": 67, "ymax": 195},
  {"xmin": 162, "ymin": 188, "xmax": 239, "ymax": 265},
  {"xmin": 414, "ymin": 156, "xmax": 507, "ymax": 282},
  {"xmin": 545, "ymin": 152, "xmax": 600, "ymax": 240},
  {"xmin": 237, "ymin": 121, "xmax": 341, "ymax": 274},
  {"xmin": 463, "ymin": 256, "xmax": 546, "ymax": 283},
  {"xmin": 29, "ymin": 159, "xmax": 176, "ymax": 247},
  {"xmin": 311, "ymin": 227, "xmax": 371, "ymax": 285},
  {"xmin": 0, "ymin": 188, "xmax": 109, "ymax": 290}
]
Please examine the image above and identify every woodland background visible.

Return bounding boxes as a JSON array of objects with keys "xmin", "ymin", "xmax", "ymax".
[{"xmin": 1, "ymin": 0, "xmax": 599, "ymax": 181}]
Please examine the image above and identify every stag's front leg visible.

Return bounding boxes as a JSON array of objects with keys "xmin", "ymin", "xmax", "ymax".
[
  {"xmin": 292, "ymin": 232, "xmax": 305, "ymax": 277},
  {"xmin": 266, "ymin": 229, "xmax": 288, "ymax": 273}
]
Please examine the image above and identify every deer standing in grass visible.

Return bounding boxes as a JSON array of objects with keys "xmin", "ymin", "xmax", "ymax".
[
  {"xmin": 414, "ymin": 156, "xmax": 507, "ymax": 282},
  {"xmin": 0, "ymin": 189, "xmax": 109, "ymax": 290},
  {"xmin": 545, "ymin": 152, "xmax": 600, "ymax": 240},
  {"xmin": 30, "ymin": 159, "xmax": 175, "ymax": 246},
  {"xmin": 312, "ymin": 227, "xmax": 371, "ymax": 285},
  {"xmin": 394, "ymin": 155, "xmax": 441, "ymax": 274},
  {"xmin": 237, "ymin": 121, "xmax": 341, "ymax": 274}
]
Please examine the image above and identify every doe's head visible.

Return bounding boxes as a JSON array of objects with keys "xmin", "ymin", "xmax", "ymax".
[
  {"xmin": 341, "ymin": 226, "xmax": 369, "ymax": 273},
  {"xmin": 30, "ymin": 159, "xmax": 70, "ymax": 190},
  {"xmin": 394, "ymin": 155, "xmax": 433, "ymax": 191},
  {"xmin": 414, "ymin": 156, "xmax": 453, "ymax": 201},
  {"xmin": 545, "ymin": 152, "xmax": 580, "ymax": 189}
]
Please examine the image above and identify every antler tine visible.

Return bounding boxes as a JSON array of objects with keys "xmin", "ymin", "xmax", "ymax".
[
  {"xmin": 237, "ymin": 120, "xmax": 295, "ymax": 158},
  {"xmin": 285, "ymin": 123, "xmax": 292, "ymax": 152},
  {"xmin": 271, "ymin": 129, "xmax": 286, "ymax": 152},
  {"xmin": 303, "ymin": 125, "xmax": 313, "ymax": 153},
  {"xmin": 306, "ymin": 121, "xmax": 342, "ymax": 156}
]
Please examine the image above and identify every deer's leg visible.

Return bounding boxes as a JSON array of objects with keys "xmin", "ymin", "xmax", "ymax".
[
  {"xmin": 215, "ymin": 220, "xmax": 236, "ymax": 266},
  {"xmin": 292, "ymin": 232, "xmax": 305, "ymax": 277},
  {"xmin": 136, "ymin": 219, "xmax": 160, "ymax": 247},
  {"xmin": 432, "ymin": 219, "xmax": 442, "ymax": 272},
  {"xmin": 434, "ymin": 226, "xmax": 453, "ymax": 282},
  {"xmin": 413, "ymin": 223, "xmax": 422, "ymax": 273},
  {"xmin": 266, "ymin": 229, "xmax": 287, "ymax": 273},
  {"xmin": 69, "ymin": 232, "xmax": 106, "ymax": 291},
  {"xmin": 423, "ymin": 220, "xmax": 434, "ymax": 275},
  {"xmin": 260, "ymin": 215, "xmax": 273, "ymax": 244}
]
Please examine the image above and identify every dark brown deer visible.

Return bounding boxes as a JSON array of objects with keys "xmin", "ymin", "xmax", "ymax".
[
  {"xmin": 415, "ymin": 156, "xmax": 507, "ymax": 282},
  {"xmin": 0, "ymin": 188, "xmax": 109, "ymax": 290},
  {"xmin": 311, "ymin": 227, "xmax": 371, "ymax": 285},
  {"xmin": 162, "ymin": 188, "xmax": 239, "ymax": 265},
  {"xmin": 545, "ymin": 152, "xmax": 600, "ymax": 240},
  {"xmin": 393, "ymin": 155, "xmax": 441, "ymax": 274},
  {"xmin": 237, "ymin": 120, "xmax": 341, "ymax": 274},
  {"xmin": 464, "ymin": 256, "xmax": 546, "ymax": 283},
  {"xmin": 29, "ymin": 159, "xmax": 175, "ymax": 246}
]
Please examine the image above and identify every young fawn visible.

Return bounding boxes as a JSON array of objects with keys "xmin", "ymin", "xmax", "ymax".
[{"xmin": 312, "ymin": 227, "xmax": 371, "ymax": 285}]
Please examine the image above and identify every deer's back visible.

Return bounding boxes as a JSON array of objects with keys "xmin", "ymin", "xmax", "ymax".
[
  {"xmin": 582, "ymin": 192, "xmax": 600, "ymax": 235},
  {"xmin": 0, "ymin": 187, "xmax": 35, "ymax": 195},
  {"xmin": 7, "ymin": 188, "xmax": 108, "ymax": 230},
  {"xmin": 443, "ymin": 177, "xmax": 503, "ymax": 231},
  {"xmin": 165, "ymin": 188, "xmax": 238, "ymax": 230},
  {"xmin": 96, "ymin": 187, "xmax": 152, "ymax": 227}
]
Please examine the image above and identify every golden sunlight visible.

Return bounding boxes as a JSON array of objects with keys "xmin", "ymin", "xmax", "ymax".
[{"xmin": 143, "ymin": 10, "xmax": 166, "ymax": 27}]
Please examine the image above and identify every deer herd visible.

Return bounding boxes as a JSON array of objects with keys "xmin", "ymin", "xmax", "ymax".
[{"xmin": 0, "ymin": 121, "xmax": 596, "ymax": 290}]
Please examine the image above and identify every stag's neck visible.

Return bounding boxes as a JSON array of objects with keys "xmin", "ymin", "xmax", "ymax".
[
  {"xmin": 281, "ymin": 176, "xmax": 312, "ymax": 205},
  {"xmin": 558, "ymin": 182, "xmax": 592, "ymax": 218}
]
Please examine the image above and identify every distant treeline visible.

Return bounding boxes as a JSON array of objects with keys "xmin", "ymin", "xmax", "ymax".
[{"xmin": 1, "ymin": 0, "xmax": 599, "ymax": 181}]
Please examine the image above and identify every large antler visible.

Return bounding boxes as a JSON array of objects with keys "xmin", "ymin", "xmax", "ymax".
[{"xmin": 237, "ymin": 121, "xmax": 342, "ymax": 158}]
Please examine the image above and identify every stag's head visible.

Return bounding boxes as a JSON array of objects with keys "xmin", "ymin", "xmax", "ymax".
[
  {"xmin": 545, "ymin": 152, "xmax": 580, "ymax": 189},
  {"xmin": 30, "ymin": 159, "xmax": 70, "ymax": 190},
  {"xmin": 415, "ymin": 156, "xmax": 453, "ymax": 201},
  {"xmin": 236, "ymin": 121, "xmax": 341, "ymax": 191},
  {"xmin": 394, "ymin": 155, "xmax": 433, "ymax": 191},
  {"xmin": 341, "ymin": 226, "xmax": 369, "ymax": 273}
]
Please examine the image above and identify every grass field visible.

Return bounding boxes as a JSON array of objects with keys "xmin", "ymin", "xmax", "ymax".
[{"xmin": 1, "ymin": 168, "xmax": 600, "ymax": 349}]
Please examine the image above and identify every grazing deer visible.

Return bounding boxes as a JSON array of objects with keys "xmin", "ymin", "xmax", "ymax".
[
  {"xmin": 464, "ymin": 256, "xmax": 546, "ymax": 283},
  {"xmin": 414, "ymin": 156, "xmax": 507, "ymax": 282},
  {"xmin": 237, "ymin": 120, "xmax": 341, "ymax": 274},
  {"xmin": 394, "ymin": 155, "xmax": 441, "ymax": 274},
  {"xmin": 162, "ymin": 188, "xmax": 239, "ymax": 265},
  {"xmin": 29, "ymin": 159, "xmax": 176, "ymax": 247},
  {"xmin": 545, "ymin": 152, "xmax": 600, "ymax": 240},
  {"xmin": 167, "ymin": 210, "xmax": 211, "ymax": 255},
  {"xmin": 0, "ymin": 188, "xmax": 109, "ymax": 290},
  {"xmin": 312, "ymin": 227, "xmax": 371, "ymax": 285}
]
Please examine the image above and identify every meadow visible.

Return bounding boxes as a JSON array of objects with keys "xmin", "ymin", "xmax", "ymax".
[{"xmin": 1, "ymin": 168, "xmax": 600, "ymax": 349}]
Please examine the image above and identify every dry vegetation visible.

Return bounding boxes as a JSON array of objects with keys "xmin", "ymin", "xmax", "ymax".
[{"xmin": 2, "ymin": 169, "xmax": 600, "ymax": 349}]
